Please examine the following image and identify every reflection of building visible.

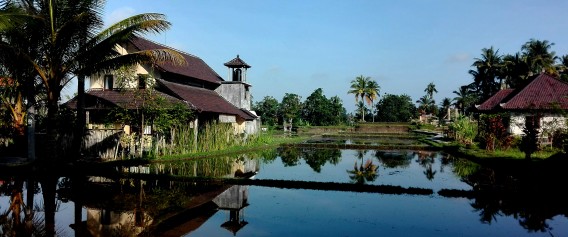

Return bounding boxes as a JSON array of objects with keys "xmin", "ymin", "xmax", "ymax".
[
  {"xmin": 78, "ymin": 155, "xmax": 258, "ymax": 236},
  {"xmin": 86, "ymin": 208, "xmax": 152, "ymax": 237},
  {"xmin": 213, "ymin": 185, "xmax": 249, "ymax": 235}
]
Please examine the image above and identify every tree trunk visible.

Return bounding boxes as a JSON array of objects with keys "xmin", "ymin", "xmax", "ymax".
[
  {"xmin": 41, "ymin": 176, "xmax": 58, "ymax": 237},
  {"xmin": 45, "ymin": 89, "xmax": 60, "ymax": 162}
]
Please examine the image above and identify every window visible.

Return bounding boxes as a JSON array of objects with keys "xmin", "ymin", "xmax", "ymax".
[
  {"xmin": 525, "ymin": 115, "xmax": 541, "ymax": 129},
  {"xmin": 138, "ymin": 75, "xmax": 147, "ymax": 89},
  {"xmin": 233, "ymin": 68, "xmax": 242, "ymax": 81},
  {"xmin": 104, "ymin": 75, "xmax": 113, "ymax": 90}
]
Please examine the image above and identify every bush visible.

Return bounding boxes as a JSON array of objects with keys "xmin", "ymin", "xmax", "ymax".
[{"xmin": 447, "ymin": 116, "xmax": 477, "ymax": 145}]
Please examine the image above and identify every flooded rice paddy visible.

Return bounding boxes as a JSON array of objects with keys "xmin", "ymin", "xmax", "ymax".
[{"xmin": 1, "ymin": 141, "xmax": 567, "ymax": 236}]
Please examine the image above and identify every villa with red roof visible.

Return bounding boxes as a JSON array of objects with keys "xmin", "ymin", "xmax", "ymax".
[
  {"xmin": 66, "ymin": 36, "xmax": 260, "ymax": 156},
  {"xmin": 475, "ymin": 73, "xmax": 568, "ymax": 136}
]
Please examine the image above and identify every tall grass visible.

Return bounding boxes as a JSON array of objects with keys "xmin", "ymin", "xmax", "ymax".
[{"xmin": 152, "ymin": 121, "xmax": 277, "ymax": 159}]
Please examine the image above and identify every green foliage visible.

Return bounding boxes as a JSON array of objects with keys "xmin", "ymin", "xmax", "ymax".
[
  {"xmin": 303, "ymin": 88, "xmax": 346, "ymax": 126},
  {"xmin": 447, "ymin": 116, "xmax": 477, "ymax": 145},
  {"xmin": 478, "ymin": 114, "xmax": 513, "ymax": 151},
  {"xmin": 252, "ymin": 96, "xmax": 279, "ymax": 126},
  {"xmin": 452, "ymin": 85, "xmax": 476, "ymax": 116},
  {"xmin": 376, "ymin": 94, "xmax": 417, "ymax": 122},
  {"xmin": 279, "ymin": 93, "xmax": 302, "ymax": 124}
]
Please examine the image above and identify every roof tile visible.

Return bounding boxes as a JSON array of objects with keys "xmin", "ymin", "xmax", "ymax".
[
  {"xmin": 130, "ymin": 37, "xmax": 224, "ymax": 85},
  {"xmin": 477, "ymin": 73, "xmax": 568, "ymax": 112},
  {"xmin": 158, "ymin": 79, "xmax": 257, "ymax": 120}
]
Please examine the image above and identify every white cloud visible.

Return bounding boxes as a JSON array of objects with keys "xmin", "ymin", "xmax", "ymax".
[
  {"xmin": 105, "ymin": 7, "xmax": 136, "ymax": 26},
  {"xmin": 446, "ymin": 53, "xmax": 471, "ymax": 63}
]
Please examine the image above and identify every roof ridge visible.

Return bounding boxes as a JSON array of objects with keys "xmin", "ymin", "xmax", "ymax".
[{"xmin": 137, "ymin": 36, "xmax": 202, "ymax": 60}]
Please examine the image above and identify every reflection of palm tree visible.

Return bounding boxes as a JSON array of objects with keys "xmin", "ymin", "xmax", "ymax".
[
  {"xmin": 416, "ymin": 151, "xmax": 436, "ymax": 180},
  {"xmin": 423, "ymin": 164, "xmax": 437, "ymax": 181},
  {"xmin": 0, "ymin": 178, "xmax": 44, "ymax": 236},
  {"xmin": 347, "ymin": 150, "xmax": 378, "ymax": 184},
  {"xmin": 470, "ymin": 196, "xmax": 501, "ymax": 224},
  {"xmin": 347, "ymin": 159, "xmax": 379, "ymax": 185}
]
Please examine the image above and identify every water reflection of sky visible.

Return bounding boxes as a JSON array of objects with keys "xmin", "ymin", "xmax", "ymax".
[
  {"xmin": 188, "ymin": 186, "xmax": 568, "ymax": 237},
  {"xmin": 255, "ymin": 149, "xmax": 471, "ymax": 192}
]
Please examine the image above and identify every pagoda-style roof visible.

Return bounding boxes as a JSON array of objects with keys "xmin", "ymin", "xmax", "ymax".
[
  {"xmin": 476, "ymin": 73, "xmax": 568, "ymax": 112},
  {"xmin": 129, "ymin": 37, "xmax": 224, "ymax": 85},
  {"xmin": 224, "ymin": 55, "xmax": 251, "ymax": 68}
]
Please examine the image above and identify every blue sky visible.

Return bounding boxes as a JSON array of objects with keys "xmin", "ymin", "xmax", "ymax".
[{"xmin": 80, "ymin": 0, "xmax": 568, "ymax": 113}]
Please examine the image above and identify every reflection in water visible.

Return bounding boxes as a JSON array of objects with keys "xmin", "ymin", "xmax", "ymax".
[
  {"xmin": 212, "ymin": 185, "xmax": 249, "ymax": 235},
  {"xmin": 415, "ymin": 151, "xmax": 437, "ymax": 180},
  {"xmin": 374, "ymin": 150, "xmax": 413, "ymax": 168},
  {"xmin": 277, "ymin": 146, "xmax": 341, "ymax": 172},
  {"xmin": 0, "ymin": 177, "xmax": 43, "ymax": 236},
  {"xmin": 347, "ymin": 150, "xmax": 379, "ymax": 184},
  {"xmin": 0, "ymin": 149, "xmax": 566, "ymax": 236},
  {"xmin": 347, "ymin": 159, "xmax": 379, "ymax": 185},
  {"xmin": 443, "ymin": 157, "xmax": 568, "ymax": 234}
]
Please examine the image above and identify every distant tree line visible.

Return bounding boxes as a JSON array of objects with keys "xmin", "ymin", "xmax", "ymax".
[
  {"xmin": 254, "ymin": 74, "xmax": 421, "ymax": 126},
  {"xmin": 252, "ymin": 88, "xmax": 348, "ymax": 127}
]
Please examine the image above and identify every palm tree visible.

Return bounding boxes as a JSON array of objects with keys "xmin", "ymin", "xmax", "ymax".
[
  {"xmin": 521, "ymin": 39, "xmax": 557, "ymax": 75},
  {"xmin": 424, "ymin": 82, "xmax": 438, "ymax": 100},
  {"xmin": 365, "ymin": 79, "xmax": 380, "ymax": 122},
  {"xmin": 348, "ymin": 75, "xmax": 370, "ymax": 121},
  {"xmin": 501, "ymin": 53, "xmax": 530, "ymax": 88},
  {"xmin": 470, "ymin": 47, "xmax": 502, "ymax": 100},
  {"xmin": 0, "ymin": 0, "xmax": 184, "ymax": 161},
  {"xmin": 355, "ymin": 101, "xmax": 369, "ymax": 122},
  {"xmin": 416, "ymin": 95, "xmax": 434, "ymax": 115},
  {"xmin": 452, "ymin": 85, "xmax": 474, "ymax": 115},
  {"xmin": 440, "ymin": 97, "xmax": 452, "ymax": 120},
  {"xmin": 557, "ymin": 55, "xmax": 568, "ymax": 82}
]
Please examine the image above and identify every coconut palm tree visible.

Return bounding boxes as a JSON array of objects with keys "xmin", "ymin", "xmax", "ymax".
[
  {"xmin": 416, "ymin": 95, "xmax": 434, "ymax": 115},
  {"xmin": 521, "ymin": 39, "xmax": 557, "ymax": 75},
  {"xmin": 365, "ymin": 79, "xmax": 380, "ymax": 122},
  {"xmin": 424, "ymin": 82, "xmax": 438, "ymax": 100},
  {"xmin": 470, "ymin": 47, "xmax": 502, "ymax": 100},
  {"xmin": 452, "ymin": 85, "xmax": 474, "ymax": 115},
  {"xmin": 0, "ymin": 0, "xmax": 184, "ymax": 161},
  {"xmin": 501, "ymin": 53, "xmax": 530, "ymax": 88},
  {"xmin": 354, "ymin": 101, "xmax": 369, "ymax": 122},
  {"xmin": 557, "ymin": 55, "xmax": 568, "ymax": 82},
  {"xmin": 440, "ymin": 97, "xmax": 452, "ymax": 120},
  {"xmin": 348, "ymin": 75, "xmax": 370, "ymax": 121}
]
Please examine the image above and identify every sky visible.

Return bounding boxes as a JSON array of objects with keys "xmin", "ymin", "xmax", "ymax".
[{"xmin": 68, "ymin": 0, "xmax": 568, "ymax": 113}]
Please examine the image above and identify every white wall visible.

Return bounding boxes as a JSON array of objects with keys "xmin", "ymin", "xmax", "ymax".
[{"xmin": 509, "ymin": 113, "xmax": 567, "ymax": 136}]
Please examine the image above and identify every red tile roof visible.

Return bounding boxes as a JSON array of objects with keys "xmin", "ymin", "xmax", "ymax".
[
  {"xmin": 475, "ymin": 89, "xmax": 514, "ymax": 111},
  {"xmin": 157, "ymin": 79, "xmax": 257, "ymax": 120},
  {"xmin": 129, "ymin": 37, "xmax": 224, "ymax": 85},
  {"xmin": 224, "ymin": 55, "xmax": 251, "ymax": 68},
  {"xmin": 476, "ymin": 73, "xmax": 568, "ymax": 112},
  {"xmin": 65, "ymin": 89, "xmax": 186, "ymax": 110}
]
